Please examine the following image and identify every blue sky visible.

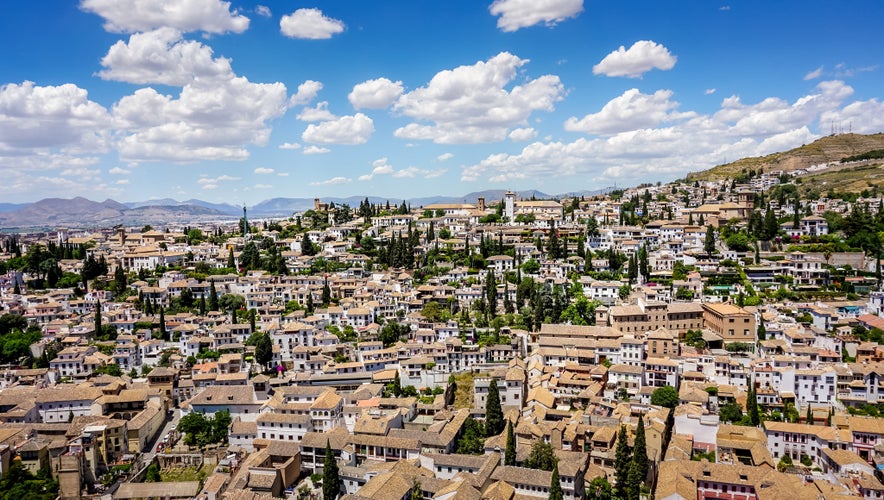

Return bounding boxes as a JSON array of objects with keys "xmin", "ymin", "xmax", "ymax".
[{"xmin": 1, "ymin": 0, "xmax": 883, "ymax": 204}]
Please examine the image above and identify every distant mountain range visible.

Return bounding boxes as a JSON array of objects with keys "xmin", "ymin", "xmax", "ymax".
[
  {"xmin": 0, "ymin": 197, "xmax": 234, "ymax": 230},
  {"xmin": 0, "ymin": 188, "xmax": 615, "ymax": 230}
]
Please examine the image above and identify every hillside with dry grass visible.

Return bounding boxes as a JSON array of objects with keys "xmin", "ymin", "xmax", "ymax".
[{"xmin": 686, "ymin": 133, "xmax": 884, "ymax": 181}]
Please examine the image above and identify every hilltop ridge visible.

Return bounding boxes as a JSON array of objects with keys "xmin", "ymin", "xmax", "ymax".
[{"xmin": 687, "ymin": 133, "xmax": 884, "ymax": 181}]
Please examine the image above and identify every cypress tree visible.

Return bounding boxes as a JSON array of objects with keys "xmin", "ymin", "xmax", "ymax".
[
  {"xmin": 392, "ymin": 371, "xmax": 402, "ymax": 397},
  {"xmin": 159, "ymin": 307, "xmax": 166, "ymax": 340},
  {"xmin": 209, "ymin": 281, "xmax": 219, "ymax": 311},
  {"xmin": 613, "ymin": 426, "xmax": 630, "ymax": 500},
  {"xmin": 704, "ymin": 225, "xmax": 716, "ymax": 255},
  {"xmin": 485, "ymin": 379, "xmax": 504, "ymax": 436},
  {"xmin": 747, "ymin": 377, "xmax": 760, "ymax": 426},
  {"xmin": 549, "ymin": 464, "xmax": 563, "ymax": 500},
  {"xmin": 227, "ymin": 249, "xmax": 235, "ymax": 269},
  {"xmin": 504, "ymin": 419, "xmax": 516, "ymax": 466},
  {"xmin": 94, "ymin": 299, "xmax": 102, "ymax": 334},
  {"xmin": 322, "ymin": 278, "xmax": 331, "ymax": 307},
  {"xmin": 627, "ymin": 418, "xmax": 648, "ymax": 500},
  {"xmin": 322, "ymin": 439, "xmax": 340, "ymax": 500},
  {"xmin": 503, "ymin": 281, "xmax": 514, "ymax": 315},
  {"xmin": 485, "ymin": 270, "xmax": 498, "ymax": 318}
]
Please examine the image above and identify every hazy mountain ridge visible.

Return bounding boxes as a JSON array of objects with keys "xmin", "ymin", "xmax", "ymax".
[
  {"xmin": 0, "ymin": 189, "xmax": 593, "ymax": 229},
  {"xmin": 0, "ymin": 198, "xmax": 232, "ymax": 229}
]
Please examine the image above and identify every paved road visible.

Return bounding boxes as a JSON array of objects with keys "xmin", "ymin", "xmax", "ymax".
[{"xmin": 141, "ymin": 409, "xmax": 181, "ymax": 465}]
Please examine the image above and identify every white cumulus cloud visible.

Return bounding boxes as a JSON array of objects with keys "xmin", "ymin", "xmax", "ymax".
[
  {"xmin": 79, "ymin": 0, "xmax": 250, "ymax": 34},
  {"xmin": 303, "ymin": 145, "xmax": 331, "ymax": 154},
  {"xmin": 302, "ymin": 113, "xmax": 374, "ymax": 145},
  {"xmin": 489, "ymin": 0, "xmax": 584, "ymax": 32},
  {"xmin": 0, "ymin": 81, "xmax": 112, "ymax": 154},
  {"xmin": 297, "ymin": 102, "xmax": 337, "ymax": 122},
  {"xmin": 198, "ymin": 174, "xmax": 240, "ymax": 190},
  {"xmin": 437, "ymin": 152, "xmax": 454, "ymax": 161},
  {"xmin": 804, "ymin": 66, "xmax": 824, "ymax": 80},
  {"xmin": 97, "ymin": 28, "xmax": 234, "ymax": 86},
  {"xmin": 393, "ymin": 52, "xmax": 564, "ymax": 144},
  {"xmin": 821, "ymin": 97, "xmax": 884, "ymax": 134},
  {"xmin": 289, "ymin": 80, "xmax": 323, "ymax": 107},
  {"xmin": 279, "ymin": 142, "xmax": 301, "ymax": 150},
  {"xmin": 113, "ymin": 76, "xmax": 287, "ymax": 162},
  {"xmin": 255, "ymin": 5, "xmax": 270, "ymax": 17},
  {"xmin": 254, "ymin": 167, "xmax": 274, "ymax": 174},
  {"xmin": 310, "ymin": 176, "xmax": 350, "ymax": 185},
  {"xmin": 463, "ymin": 80, "xmax": 857, "ymax": 185},
  {"xmin": 593, "ymin": 40, "xmax": 677, "ymax": 78},
  {"xmin": 358, "ymin": 157, "xmax": 395, "ymax": 181},
  {"xmin": 564, "ymin": 89, "xmax": 693, "ymax": 135},
  {"xmin": 280, "ymin": 8, "xmax": 344, "ymax": 39},
  {"xmin": 109, "ymin": 167, "xmax": 131, "ymax": 175},
  {"xmin": 509, "ymin": 127, "xmax": 537, "ymax": 141},
  {"xmin": 348, "ymin": 78, "xmax": 404, "ymax": 109}
]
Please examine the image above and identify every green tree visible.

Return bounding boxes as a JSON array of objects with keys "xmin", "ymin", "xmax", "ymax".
[
  {"xmin": 113, "ymin": 265, "xmax": 127, "ymax": 293},
  {"xmin": 93, "ymin": 363, "xmax": 122, "ymax": 377},
  {"xmin": 379, "ymin": 322, "xmax": 409, "ymax": 347},
  {"xmin": 504, "ymin": 419, "xmax": 516, "ymax": 466},
  {"xmin": 454, "ymin": 416, "xmax": 486, "ymax": 455},
  {"xmin": 322, "ymin": 439, "xmax": 340, "ymax": 500},
  {"xmin": 522, "ymin": 258, "xmax": 540, "ymax": 274},
  {"xmin": 485, "ymin": 379, "xmax": 504, "ymax": 436},
  {"xmin": 159, "ymin": 307, "xmax": 166, "ymax": 340},
  {"xmin": 0, "ymin": 461, "xmax": 58, "ymax": 500},
  {"xmin": 392, "ymin": 371, "xmax": 402, "ymax": 397},
  {"xmin": 145, "ymin": 463, "xmax": 161, "ymax": 482},
  {"xmin": 549, "ymin": 464, "xmax": 563, "ymax": 500},
  {"xmin": 586, "ymin": 476, "xmax": 614, "ymax": 499},
  {"xmin": 322, "ymin": 278, "xmax": 332, "ymax": 306},
  {"xmin": 719, "ymin": 402, "xmax": 744, "ymax": 423},
  {"xmin": 650, "ymin": 386, "xmax": 679, "ymax": 409},
  {"xmin": 208, "ymin": 281, "xmax": 219, "ymax": 311},
  {"xmin": 725, "ymin": 232, "xmax": 751, "ymax": 252},
  {"xmin": 409, "ymin": 480, "xmax": 422, "ymax": 500},
  {"xmin": 704, "ymin": 225, "xmax": 716, "ymax": 254},
  {"xmin": 302, "ymin": 232, "xmax": 317, "ymax": 256},
  {"xmin": 524, "ymin": 440, "xmax": 557, "ymax": 471},
  {"xmin": 254, "ymin": 332, "xmax": 273, "ymax": 370},
  {"xmin": 747, "ymin": 378, "xmax": 760, "ymax": 426},
  {"xmin": 94, "ymin": 299, "xmax": 102, "ymax": 334},
  {"xmin": 627, "ymin": 418, "xmax": 648, "ymax": 500},
  {"xmin": 613, "ymin": 426, "xmax": 630, "ymax": 500}
]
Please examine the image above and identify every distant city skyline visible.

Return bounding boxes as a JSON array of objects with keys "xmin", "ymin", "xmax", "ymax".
[{"xmin": 1, "ymin": 0, "xmax": 883, "ymax": 204}]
